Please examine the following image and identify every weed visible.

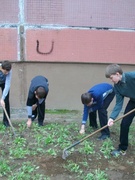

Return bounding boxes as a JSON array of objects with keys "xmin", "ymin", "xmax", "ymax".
[
  {"xmin": 9, "ymin": 147, "xmax": 30, "ymax": 159},
  {"xmin": 100, "ymin": 139, "xmax": 114, "ymax": 159},
  {"xmin": 79, "ymin": 161, "xmax": 88, "ymax": 167},
  {"xmin": 13, "ymin": 136, "xmax": 26, "ymax": 146},
  {"xmin": 34, "ymin": 133, "xmax": 44, "ymax": 146},
  {"xmin": 82, "ymin": 172, "xmax": 94, "ymax": 180},
  {"xmin": 8, "ymin": 161, "xmax": 50, "ymax": 180},
  {"xmin": 82, "ymin": 168, "xmax": 108, "ymax": 180},
  {"xmin": 0, "ymin": 111, "xmax": 134, "ymax": 179},
  {"xmin": 9, "ymin": 137, "xmax": 29, "ymax": 158},
  {"xmin": 79, "ymin": 140, "xmax": 95, "ymax": 155},
  {"xmin": 127, "ymin": 160, "xmax": 134, "ymax": 165},
  {"xmin": 0, "ymin": 123, "xmax": 6, "ymax": 133},
  {"xmin": 46, "ymin": 148, "xmax": 57, "ymax": 156},
  {"xmin": 94, "ymin": 168, "xmax": 108, "ymax": 180},
  {"xmin": 44, "ymin": 134, "xmax": 54, "ymax": 145},
  {"xmin": 64, "ymin": 160, "xmax": 83, "ymax": 174},
  {"xmin": 0, "ymin": 159, "xmax": 11, "ymax": 176}
]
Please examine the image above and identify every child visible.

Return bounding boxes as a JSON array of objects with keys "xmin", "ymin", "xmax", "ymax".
[
  {"xmin": 26, "ymin": 75, "xmax": 49, "ymax": 127},
  {"xmin": 105, "ymin": 63, "xmax": 135, "ymax": 156},
  {"xmin": 0, "ymin": 61, "xmax": 12, "ymax": 127},
  {"xmin": 80, "ymin": 83, "xmax": 115, "ymax": 140}
]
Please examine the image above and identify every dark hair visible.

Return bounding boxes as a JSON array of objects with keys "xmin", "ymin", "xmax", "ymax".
[
  {"xmin": 2, "ymin": 61, "xmax": 12, "ymax": 71},
  {"xmin": 105, "ymin": 64, "xmax": 123, "ymax": 78},
  {"xmin": 81, "ymin": 92, "xmax": 92, "ymax": 105},
  {"xmin": 35, "ymin": 87, "xmax": 46, "ymax": 99}
]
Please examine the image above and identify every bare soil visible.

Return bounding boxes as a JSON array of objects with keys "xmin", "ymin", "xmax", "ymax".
[{"xmin": 0, "ymin": 109, "xmax": 135, "ymax": 180}]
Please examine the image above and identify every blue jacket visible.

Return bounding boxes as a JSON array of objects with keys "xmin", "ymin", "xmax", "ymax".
[{"xmin": 82, "ymin": 83, "xmax": 114, "ymax": 124}]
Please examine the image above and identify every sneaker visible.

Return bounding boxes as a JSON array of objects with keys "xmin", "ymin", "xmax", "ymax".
[
  {"xmin": 111, "ymin": 148, "xmax": 126, "ymax": 156},
  {"xmin": 97, "ymin": 134, "xmax": 110, "ymax": 140}
]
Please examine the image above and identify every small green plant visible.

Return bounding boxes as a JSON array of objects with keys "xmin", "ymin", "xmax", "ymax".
[
  {"xmin": 45, "ymin": 123, "xmax": 59, "ymax": 131},
  {"xmin": 0, "ymin": 109, "xmax": 134, "ymax": 179},
  {"xmin": 127, "ymin": 160, "xmax": 134, "ymax": 165},
  {"xmin": 66, "ymin": 122, "xmax": 79, "ymax": 133},
  {"xmin": 18, "ymin": 123, "xmax": 27, "ymax": 132},
  {"xmin": 79, "ymin": 161, "xmax": 88, "ymax": 167},
  {"xmin": 79, "ymin": 141, "xmax": 95, "ymax": 155},
  {"xmin": 9, "ymin": 147, "xmax": 30, "ymax": 159},
  {"xmin": 46, "ymin": 148, "xmax": 57, "ymax": 156},
  {"xmin": 34, "ymin": 133, "xmax": 44, "ymax": 146},
  {"xmin": 64, "ymin": 160, "xmax": 82, "ymax": 174},
  {"xmin": 83, "ymin": 172, "xmax": 94, "ymax": 180},
  {"xmin": 0, "ymin": 159, "xmax": 11, "ymax": 177},
  {"xmin": 94, "ymin": 169, "xmax": 108, "ymax": 180},
  {"xmin": 82, "ymin": 168, "xmax": 108, "ymax": 180},
  {"xmin": 0, "ymin": 123, "xmax": 6, "ymax": 132},
  {"xmin": 8, "ymin": 161, "xmax": 50, "ymax": 180},
  {"xmin": 44, "ymin": 134, "xmax": 54, "ymax": 145},
  {"xmin": 13, "ymin": 137, "xmax": 26, "ymax": 146},
  {"xmin": 9, "ymin": 137, "xmax": 29, "ymax": 158},
  {"xmin": 100, "ymin": 139, "xmax": 114, "ymax": 159}
]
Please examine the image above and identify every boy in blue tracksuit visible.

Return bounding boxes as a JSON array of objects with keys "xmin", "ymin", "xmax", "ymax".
[
  {"xmin": 26, "ymin": 75, "xmax": 49, "ymax": 128},
  {"xmin": 80, "ymin": 83, "xmax": 115, "ymax": 140}
]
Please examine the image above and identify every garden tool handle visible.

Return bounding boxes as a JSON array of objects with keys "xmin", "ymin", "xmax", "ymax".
[
  {"xmin": 79, "ymin": 108, "xmax": 135, "ymax": 143},
  {"xmin": 2, "ymin": 105, "xmax": 16, "ymax": 136},
  {"xmin": 62, "ymin": 108, "xmax": 135, "ymax": 159}
]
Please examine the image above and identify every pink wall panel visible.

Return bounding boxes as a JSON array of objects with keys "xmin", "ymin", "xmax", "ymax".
[
  {"xmin": 0, "ymin": 1, "xmax": 134, "ymax": 63},
  {"xmin": 0, "ymin": 0, "xmax": 19, "ymax": 23},
  {"xmin": 26, "ymin": 29, "xmax": 135, "ymax": 64},
  {"xmin": 25, "ymin": 0, "xmax": 135, "ymax": 29},
  {"xmin": 0, "ymin": 29, "xmax": 18, "ymax": 61}
]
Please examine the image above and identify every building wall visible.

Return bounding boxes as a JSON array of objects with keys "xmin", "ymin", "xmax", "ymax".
[
  {"xmin": 26, "ymin": 29, "xmax": 135, "ymax": 64},
  {"xmin": 0, "ymin": 1, "xmax": 135, "ymax": 110},
  {"xmin": 10, "ymin": 62, "xmax": 134, "ymax": 111},
  {"xmin": 0, "ymin": 0, "xmax": 135, "ymax": 63}
]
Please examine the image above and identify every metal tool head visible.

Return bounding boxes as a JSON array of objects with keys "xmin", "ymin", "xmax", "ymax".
[{"xmin": 62, "ymin": 149, "xmax": 69, "ymax": 160}]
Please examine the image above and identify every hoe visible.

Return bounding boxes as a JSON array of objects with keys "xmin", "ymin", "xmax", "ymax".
[{"xmin": 62, "ymin": 108, "xmax": 135, "ymax": 159}]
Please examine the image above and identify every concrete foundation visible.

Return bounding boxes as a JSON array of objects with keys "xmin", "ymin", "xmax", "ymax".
[{"xmin": 7, "ymin": 62, "xmax": 134, "ymax": 111}]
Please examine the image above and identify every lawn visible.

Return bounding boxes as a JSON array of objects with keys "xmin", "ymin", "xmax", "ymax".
[{"xmin": 0, "ymin": 110, "xmax": 135, "ymax": 180}]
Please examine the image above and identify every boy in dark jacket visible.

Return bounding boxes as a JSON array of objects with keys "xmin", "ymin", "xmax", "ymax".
[
  {"xmin": 0, "ymin": 61, "xmax": 12, "ymax": 127},
  {"xmin": 26, "ymin": 75, "xmax": 49, "ymax": 128},
  {"xmin": 80, "ymin": 83, "xmax": 115, "ymax": 140}
]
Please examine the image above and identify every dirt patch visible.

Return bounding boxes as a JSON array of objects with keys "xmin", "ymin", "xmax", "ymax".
[{"xmin": 0, "ymin": 110, "xmax": 135, "ymax": 179}]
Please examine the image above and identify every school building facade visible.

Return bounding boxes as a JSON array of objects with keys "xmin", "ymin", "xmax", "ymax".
[{"xmin": 0, "ymin": 0, "xmax": 135, "ymax": 110}]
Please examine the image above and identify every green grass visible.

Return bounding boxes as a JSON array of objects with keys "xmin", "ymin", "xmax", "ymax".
[{"xmin": 46, "ymin": 109, "xmax": 79, "ymax": 114}]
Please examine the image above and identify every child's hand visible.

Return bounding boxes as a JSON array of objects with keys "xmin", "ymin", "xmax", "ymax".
[
  {"xmin": 79, "ymin": 129, "xmax": 85, "ymax": 134},
  {"xmin": 79, "ymin": 124, "xmax": 85, "ymax": 134},
  {"xmin": 32, "ymin": 104, "xmax": 37, "ymax": 111},
  {"xmin": 108, "ymin": 118, "xmax": 114, "ymax": 126},
  {"xmin": 0, "ymin": 99, "xmax": 5, "ymax": 107},
  {"xmin": 27, "ymin": 118, "xmax": 32, "ymax": 128}
]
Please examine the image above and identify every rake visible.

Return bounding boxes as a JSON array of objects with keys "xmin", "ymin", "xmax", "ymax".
[{"xmin": 62, "ymin": 108, "xmax": 135, "ymax": 159}]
